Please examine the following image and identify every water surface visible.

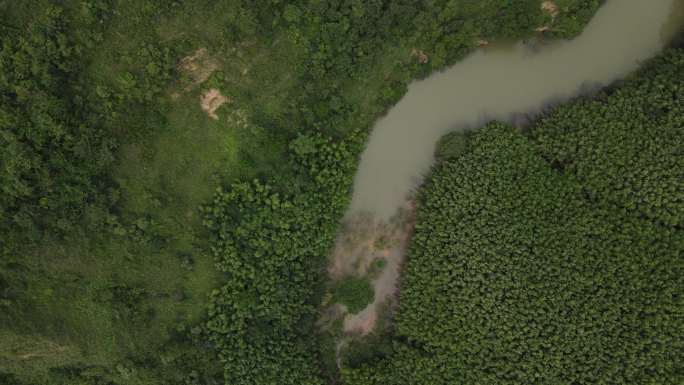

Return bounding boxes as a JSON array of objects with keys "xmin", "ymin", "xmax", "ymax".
[{"xmin": 349, "ymin": 0, "xmax": 684, "ymax": 220}]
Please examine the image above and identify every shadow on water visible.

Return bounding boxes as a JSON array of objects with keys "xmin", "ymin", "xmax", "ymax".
[{"xmin": 663, "ymin": 0, "xmax": 684, "ymax": 44}]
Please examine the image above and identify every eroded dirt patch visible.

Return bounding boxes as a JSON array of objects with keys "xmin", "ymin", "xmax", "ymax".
[
  {"xmin": 327, "ymin": 201, "xmax": 416, "ymax": 336},
  {"xmin": 537, "ymin": 1, "xmax": 560, "ymax": 32},
  {"xmin": 410, "ymin": 48, "xmax": 429, "ymax": 64},
  {"xmin": 177, "ymin": 49, "xmax": 232, "ymax": 120},
  {"xmin": 541, "ymin": 1, "xmax": 560, "ymax": 18},
  {"xmin": 200, "ymin": 88, "xmax": 230, "ymax": 120},
  {"xmin": 178, "ymin": 48, "xmax": 219, "ymax": 90}
]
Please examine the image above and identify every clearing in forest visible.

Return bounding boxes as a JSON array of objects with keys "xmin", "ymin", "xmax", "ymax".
[
  {"xmin": 324, "ymin": 201, "xmax": 416, "ymax": 336},
  {"xmin": 200, "ymin": 88, "xmax": 230, "ymax": 120}
]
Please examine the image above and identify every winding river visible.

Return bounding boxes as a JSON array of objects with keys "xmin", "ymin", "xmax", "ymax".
[
  {"xmin": 329, "ymin": 0, "xmax": 684, "ymax": 337},
  {"xmin": 348, "ymin": 0, "xmax": 684, "ymax": 221}
]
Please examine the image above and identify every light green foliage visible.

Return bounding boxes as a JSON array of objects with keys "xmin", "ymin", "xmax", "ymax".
[
  {"xmin": 332, "ymin": 277, "xmax": 375, "ymax": 314},
  {"xmin": 343, "ymin": 342, "xmax": 461, "ymax": 385},
  {"xmin": 344, "ymin": 51, "xmax": 684, "ymax": 384}
]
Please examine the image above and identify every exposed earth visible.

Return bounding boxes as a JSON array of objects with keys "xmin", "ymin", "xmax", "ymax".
[{"xmin": 327, "ymin": 201, "xmax": 415, "ymax": 336}]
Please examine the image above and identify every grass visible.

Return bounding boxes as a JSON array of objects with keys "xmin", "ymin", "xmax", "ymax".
[{"xmin": 0, "ymin": 1, "xmax": 304, "ymax": 381}]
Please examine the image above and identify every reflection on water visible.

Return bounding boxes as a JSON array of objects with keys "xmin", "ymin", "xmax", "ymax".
[{"xmin": 348, "ymin": 0, "xmax": 684, "ymax": 220}]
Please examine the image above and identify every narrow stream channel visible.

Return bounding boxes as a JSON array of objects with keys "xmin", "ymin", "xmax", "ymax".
[{"xmin": 349, "ymin": 0, "xmax": 684, "ymax": 220}]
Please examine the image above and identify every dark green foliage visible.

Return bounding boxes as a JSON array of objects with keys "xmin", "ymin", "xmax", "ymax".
[
  {"xmin": 332, "ymin": 277, "xmax": 374, "ymax": 314},
  {"xmin": 339, "ymin": 304, "xmax": 396, "ymax": 371},
  {"xmin": 530, "ymin": 50, "xmax": 684, "ymax": 227},
  {"xmin": 344, "ymin": 51, "xmax": 684, "ymax": 384},
  {"xmin": 202, "ymin": 132, "xmax": 363, "ymax": 385},
  {"xmin": 0, "ymin": 5, "xmax": 113, "ymax": 240},
  {"xmin": 435, "ymin": 131, "xmax": 471, "ymax": 161},
  {"xmin": 0, "ymin": 372, "xmax": 21, "ymax": 385},
  {"xmin": 0, "ymin": 2, "xmax": 179, "ymax": 245},
  {"xmin": 340, "ymin": 335, "xmax": 393, "ymax": 370}
]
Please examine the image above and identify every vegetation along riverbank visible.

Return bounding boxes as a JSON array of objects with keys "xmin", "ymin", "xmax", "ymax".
[{"xmin": 343, "ymin": 47, "xmax": 684, "ymax": 385}]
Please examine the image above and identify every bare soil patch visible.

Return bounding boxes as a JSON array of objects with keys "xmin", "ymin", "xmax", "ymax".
[
  {"xmin": 537, "ymin": 1, "xmax": 560, "ymax": 32},
  {"xmin": 178, "ymin": 48, "xmax": 219, "ymax": 90},
  {"xmin": 535, "ymin": 1, "xmax": 560, "ymax": 32},
  {"xmin": 541, "ymin": 1, "xmax": 560, "ymax": 18},
  {"xmin": 200, "ymin": 88, "xmax": 230, "ymax": 120},
  {"xmin": 327, "ymin": 201, "xmax": 416, "ymax": 336},
  {"xmin": 410, "ymin": 48, "xmax": 429, "ymax": 64}
]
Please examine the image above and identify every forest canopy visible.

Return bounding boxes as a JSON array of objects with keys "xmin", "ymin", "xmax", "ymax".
[{"xmin": 3, "ymin": 1, "xmax": 679, "ymax": 385}]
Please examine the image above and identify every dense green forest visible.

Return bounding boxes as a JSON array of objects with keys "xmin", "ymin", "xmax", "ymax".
[
  {"xmin": 7, "ymin": 0, "xmax": 680, "ymax": 384},
  {"xmin": 343, "ymin": 49, "xmax": 684, "ymax": 384}
]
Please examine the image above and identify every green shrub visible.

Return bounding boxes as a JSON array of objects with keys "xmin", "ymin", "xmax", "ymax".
[
  {"xmin": 332, "ymin": 277, "xmax": 374, "ymax": 314},
  {"xmin": 434, "ymin": 131, "xmax": 470, "ymax": 161},
  {"xmin": 367, "ymin": 259, "xmax": 387, "ymax": 279}
]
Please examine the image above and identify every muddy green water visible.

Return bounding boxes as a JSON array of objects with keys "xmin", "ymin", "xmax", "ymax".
[{"xmin": 349, "ymin": 0, "xmax": 684, "ymax": 220}]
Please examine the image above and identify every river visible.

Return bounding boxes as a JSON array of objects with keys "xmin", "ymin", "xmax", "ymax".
[
  {"xmin": 348, "ymin": 0, "xmax": 684, "ymax": 221},
  {"xmin": 328, "ymin": 0, "xmax": 684, "ymax": 338}
]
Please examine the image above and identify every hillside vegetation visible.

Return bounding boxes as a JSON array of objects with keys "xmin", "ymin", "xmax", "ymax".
[
  {"xmin": 343, "ymin": 49, "xmax": 684, "ymax": 385},
  {"xmin": 1, "ymin": 1, "xmax": 603, "ymax": 384}
]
